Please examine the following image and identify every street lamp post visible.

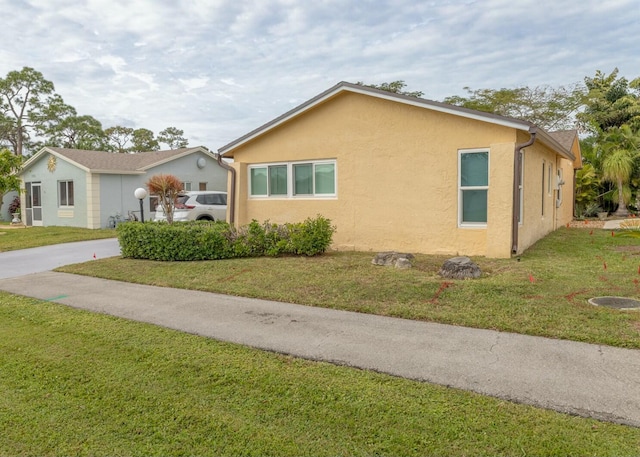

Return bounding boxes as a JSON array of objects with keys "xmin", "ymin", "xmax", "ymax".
[{"xmin": 134, "ymin": 187, "xmax": 148, "ymax": 222}]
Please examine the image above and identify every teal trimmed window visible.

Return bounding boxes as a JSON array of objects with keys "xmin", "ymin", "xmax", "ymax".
[
  {"xmin": 250, "ymin": 160, "xmax": 336, "ymax": 198},
  {"xmin": 459, "ymin": 150, "xmax": 488, "ymax": 225}
]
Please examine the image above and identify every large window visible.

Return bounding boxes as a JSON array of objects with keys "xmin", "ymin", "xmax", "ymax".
[
  {"xmin": 459, "ymin": 150, "xmax": 488, "ymax": 226},
  {"xmin": 58, "ymin": 180, "xmax": 74, "ymax": 207},
  {"xmin": 249, "ymin": 160, "xmax": 336, "ymax": 198}
]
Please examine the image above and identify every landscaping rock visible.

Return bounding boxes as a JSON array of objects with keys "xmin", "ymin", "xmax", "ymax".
[
  {"xmin": 394, "ymin": 257, "xmax": 413, "ymax": 269},
  {"xmin": 372, "ymin": 251, "xmax": 415, "ymax": 268},
  {"xmin": 439, "ymin": 256, "xmax": 481, "ymax": 279}
]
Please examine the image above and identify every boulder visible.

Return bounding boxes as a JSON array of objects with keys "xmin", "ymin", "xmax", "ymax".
[
  {"xmin": 372, "ymin": 251, "xmax": 415, "ymax": 269},
  {"xmin": 438, "ymin": 256, "xmax": 481, "ymax": 279}
]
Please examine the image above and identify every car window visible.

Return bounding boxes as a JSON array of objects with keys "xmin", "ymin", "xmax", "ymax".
[
  {"xmin": 196, "ymin": 193, "xmax": 227, "ymax": 205},
  {"xmin": 208, "ymin": 194, "xmax": 226, "ymax": 205},
  {"xmin": 174, "ymin": 195, "xmax": 190, "ymax": 209}
]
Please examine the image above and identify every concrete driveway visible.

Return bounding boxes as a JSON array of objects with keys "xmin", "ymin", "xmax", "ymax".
[{"xmin": 0, "ymin": 237, "xmax": 120, "ymax": 279}]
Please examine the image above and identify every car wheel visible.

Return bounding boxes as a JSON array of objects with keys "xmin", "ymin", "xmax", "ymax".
[{"xmin": 197, "ymin": 216, "xmax": 214, "ymax": 221}]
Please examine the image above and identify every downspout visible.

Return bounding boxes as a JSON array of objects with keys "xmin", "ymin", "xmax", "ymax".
[
  {"xmin": 216, "ymin": 153, "xmax": 237, "ymax": 224},
  {"xmin": 511, "ymin": 126, "xmax": 537, "ymax": 254}
]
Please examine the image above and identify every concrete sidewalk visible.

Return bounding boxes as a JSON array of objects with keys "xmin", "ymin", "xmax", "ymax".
[{"xmin": 1, "ymin": 270, "xmax": 639, "ymax": 427}]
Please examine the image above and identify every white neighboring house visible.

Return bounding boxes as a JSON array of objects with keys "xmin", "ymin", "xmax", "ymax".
[{"xmin": 19, "ymin": 146, "xmax": 229, "ymax": 228}]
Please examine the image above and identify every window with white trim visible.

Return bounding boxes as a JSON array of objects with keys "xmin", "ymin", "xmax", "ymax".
[
  {"xmin": 58, "ymin": 180, "xmax": 74, "ymax": 207},
  {"xmin": 249, "ymin": 160, "xmax": 337, "ymax": 198},
  {"xmin": 182, "ymin": 182, "xmax": 192, "ymax": 191},
  {"xmin": 458, "ymin": 150, "xmax": 488, "ymax": 226}
]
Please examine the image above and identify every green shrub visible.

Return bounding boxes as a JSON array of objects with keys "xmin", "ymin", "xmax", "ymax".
[
  {"xmin": 117, "ymin": 215, "xmax": 335, "ymax": 261},
  {"xmin": 287, "ymin": 215, "xmax": 335, "ymax": 256}
]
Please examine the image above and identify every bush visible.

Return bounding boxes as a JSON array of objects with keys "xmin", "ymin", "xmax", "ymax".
[
  {"xmin": 117, "ymin": 215, "xmax": 335, "ymax": 261},
  {"xmin": 8, "ymin": 196, "xmax": 20, "ymax": 214}
]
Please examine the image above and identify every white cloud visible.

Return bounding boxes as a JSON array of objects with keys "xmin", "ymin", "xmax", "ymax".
[
  {"xmin": 0, "ymin": 0, "xmax": 637, "ymax": 149},
  {"xmin": 179, "ymin": 77, "xmax": 210, "ymax": 92}
]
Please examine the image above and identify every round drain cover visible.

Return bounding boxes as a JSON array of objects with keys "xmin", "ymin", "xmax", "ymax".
[{"xmin": 588, "ymin": 296, "xmax": 640, "ymax": 310}]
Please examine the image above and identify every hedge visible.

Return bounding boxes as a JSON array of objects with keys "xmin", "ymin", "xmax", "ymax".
[{"xmin": 117, "ymin": 215, "xmax": 335, "ymax": 261}]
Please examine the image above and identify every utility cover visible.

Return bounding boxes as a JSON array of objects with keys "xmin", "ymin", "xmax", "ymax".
[{"xmin": 588, "ymin": 296, "xmax": 640, "ymax": 310}]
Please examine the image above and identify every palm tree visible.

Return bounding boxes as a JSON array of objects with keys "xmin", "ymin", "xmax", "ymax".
[{"xmin": 600, "ymin": 125, "xmax": 640, "ymax": 217}]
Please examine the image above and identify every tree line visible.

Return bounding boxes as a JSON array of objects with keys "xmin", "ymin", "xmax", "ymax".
[
  {"xmin": 0, "ymin": 67, "xmax": 189, "ymax": 157},
  {"xmin": 2, "ymin": 66, "xmax": 640, "ymax": 218}
]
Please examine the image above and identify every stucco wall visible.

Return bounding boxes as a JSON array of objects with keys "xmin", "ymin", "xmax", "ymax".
[
  {"xmin": 516, "ymin": 134, "xmax": 577, "ymax": 254},
  {"xmin": 229, "ymin": 92, "xmax": 528, "ymax": 258},
  {"xmin": 1, "ymin": 191, "xmax": 18, "ymax": 221},
  {"xmin": 146, "ymin": 151, "xmax": 228, "ymax": 192},
  {"xmin": 20, "ymin": 152, "xmax": 88, "ymax": 227}
]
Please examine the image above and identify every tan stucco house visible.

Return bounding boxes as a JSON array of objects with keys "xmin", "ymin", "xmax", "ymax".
[{"xmin": 218, "ymin": 82, "xmax": 582, "ymax": 258}]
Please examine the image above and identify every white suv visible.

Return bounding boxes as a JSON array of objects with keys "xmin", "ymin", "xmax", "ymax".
[{"xmin": 154, "ymin": 191, "xmax": 227, "ymax": 222}]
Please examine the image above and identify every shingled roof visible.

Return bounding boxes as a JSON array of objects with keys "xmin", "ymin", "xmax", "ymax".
[
  {"xmin": 548, "ymin": 130, "xmax": 578, "ymax": 151},
  {"xmin": 23, "ymin": 146, "xmax": 214, "ymax": 174}
]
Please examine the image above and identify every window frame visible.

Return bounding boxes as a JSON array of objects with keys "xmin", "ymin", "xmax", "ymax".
[
  {"xmin": 248, "ymin": 159, "xmax": 337, "ymax": 199},
  {"xmin": 458, "ymin": 149, "xmax": 489, "ymax": 228},
  {"xmin": 58, "ymin": 180, "xmax": 74, "ymax": 207}
]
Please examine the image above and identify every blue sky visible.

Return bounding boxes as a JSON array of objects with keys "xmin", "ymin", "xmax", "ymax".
[{"xmin": 1, "ymin": 0, "xmax": 638, "ymax": 150}]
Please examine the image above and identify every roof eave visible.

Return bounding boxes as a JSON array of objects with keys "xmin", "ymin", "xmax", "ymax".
[
  {"xmin": 137, "ymin": 146, "xmax": 217, "ymax": 171},
  {"xmin": 21, "ymin": 147, "xmax": 92, "ymax": 173},
  {"xmin": 536, "ymin": 130, "xmax": 576, "ymax": 162}
]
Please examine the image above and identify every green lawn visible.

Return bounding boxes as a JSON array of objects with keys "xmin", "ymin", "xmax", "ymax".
[
  {"xmin": 4, "ymin": 225, "xmax": 640, "ymax": 455},
  {"xmin": 60, "ymin": 227, "xmax": 640, "ymax": 348},
  {"xmin": 0, "ymin": 226, "xmax": 116, "ymax": 252},
  {"xmin": 1, "ymin": 295, "xmax": 638, "ymax": 456}
]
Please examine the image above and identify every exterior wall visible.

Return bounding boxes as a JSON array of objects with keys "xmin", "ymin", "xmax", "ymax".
[
  {"xmin": 98, "ymin": 152, "xmax": 228, "ymax": 228},
  {"xmin": 20, "ymin": 150, "xmax": 229, "ymax": 229},
  {"xmin": 99, "ymin": 174, "xmax": 143, "ymax": 227},
  {"xmin": 86, "ymin": 173, "xmax": 101, "ymax": 229},
  {"xmin": 515, "ymin": 133, "xmax": 576, "ymax": 254},
  {"xmin": 20, "ymin": 152, "xmax": 88, "ymax": 227},
  {"xmin": 555, "ymin": 156, "xmax": 576, "ymax": 226},
  {"xmin": 1, "ymin": 191, "xmax": 18, "ymax": 221},
  {"xmin": 146, "ymin": 151, "xmax": 228, "ymax": 192},
  {"xmin": 230, "ymin": 92, "xmax": 522, "ymax": 258}
]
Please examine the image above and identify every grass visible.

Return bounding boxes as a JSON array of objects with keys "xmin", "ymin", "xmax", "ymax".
[
  {"xmin": 1, "ymin": 294, "xmax": 639, "ymax": 456},
  {"xmin": 0, "ymin": 226, "xmax": 116, "ymax": 252},
  {"xmin": 60, "ymin": 227, "xmax": 640, "ymax": 348}
]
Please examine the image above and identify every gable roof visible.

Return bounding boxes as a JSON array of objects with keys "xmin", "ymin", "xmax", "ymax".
[
  {"xmin": 548, "ymin": 130, "xmax": 583, "ymax": 168},
  {"xmin": 218, "ymin": 81, "xmax": 576, "ymax": 162},
  {"xmin": 22, "ymin": 146, "xmax": 218, "ymax": 175}
]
